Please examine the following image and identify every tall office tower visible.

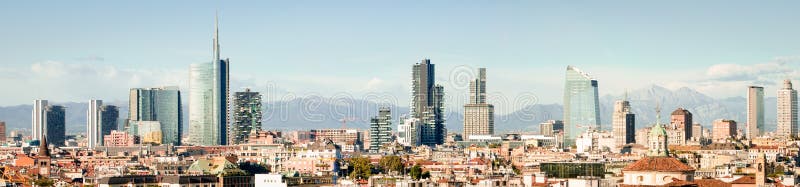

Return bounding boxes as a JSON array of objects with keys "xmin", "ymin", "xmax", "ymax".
[
  {"xmin": 0, "ymin": 121, "xmax": 5, "ymax": 143},
  {"xmin": 32, "ymin": 100, "xmax": 48, "ymax": 141},
  {"xmin": 101, "ymin": 105, "xmax": 119, "ymax": 144},
  {"xmin": 229, "ymin": 88, "xmax": 262, "ymax": 145},
  {"xmin": 747, "ymin": 86, "xmax": 765, "ymax": 139},
  {"xmin": 189, "ymin": 13, "xmax": 230, "ymax": 146},
  {"xmin": 369, "ymin": 107, "xmax": 392, "ymax": 153},
  {"xmin": 563, "ymin": 66, "xmax": 600, "ymax": 146},
  {"xmin": 129, "ymin": 87, "xmax": 183, "ymax": 145},
  {"xmin": 410, "ymin": 59, "xmax": 446, "ymax": 146},
  {"xmin": 712, "ymin": 119, "xmax": 737, "ymax": 142},
  {"xmin": 398, "ymin": 118, "xmax": 421, "ymax": 146},
  {"xmin": 46, "ymin": 105, "xmax": 65, "ymax": 147},
  {"xmin": 777, "ymin": 79, "xmax": 798, "ymax": 138},
  {"xmin": 87, "ymin": 100, "xmax": 103, "ymax": 148},
  {"xmin": 670, "ymin": 108, "xmax": 693, "ymax": 140},
  {"xmin": 463, "ymin": 68, "xmax": 495, "ymax": 139},
  {"xmin": 539, "ymin": 120, "xmax": 564, "ymax": 136},
  {"xmin": 612, "ymin": 98, "xmax": 636, "ymax": 146}
]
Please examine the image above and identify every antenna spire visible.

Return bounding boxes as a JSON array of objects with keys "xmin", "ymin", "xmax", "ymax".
[{"xmin": 213, "ymin": 10, "xmax": 220, "ymax": 62}]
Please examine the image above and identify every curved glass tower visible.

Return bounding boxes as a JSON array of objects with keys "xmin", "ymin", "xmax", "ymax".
[
  {"xmin": 188, "ymin": 13, "xmax": 230, "ymax": 146},
  {"xmin": 563, "ymin": 65, "xmax": 600, "ymax": 146}
]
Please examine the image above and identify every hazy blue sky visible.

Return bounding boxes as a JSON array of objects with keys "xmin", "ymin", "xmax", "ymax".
[{"xmin": 2, "ymin": 1, "xmax": 800, "ymax": 112}]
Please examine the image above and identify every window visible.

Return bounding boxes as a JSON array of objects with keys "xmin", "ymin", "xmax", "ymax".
[{"xmin": 637, "ymin": 176, "xmax": 643, "ymax": 182}]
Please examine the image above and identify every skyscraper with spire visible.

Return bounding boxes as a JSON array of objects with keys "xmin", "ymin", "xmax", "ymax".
[{"xmin": 189, "ymin": 12, "xmax": 230, "ymax": 146}]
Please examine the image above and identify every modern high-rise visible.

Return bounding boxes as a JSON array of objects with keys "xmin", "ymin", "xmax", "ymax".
[
  {"xmin": 189, "ymin": 13, "xmax": 230, "ymax": 146},
  {"xmin": 46, "ymin": 105, "xmax": 65, "ymax": 147},
  {"xmin": 229, "ymin": 88, "xmax": 262, "ymax": 145},
  {"xmin": 369, "ymin": 107, "xmax": 392, "ymax": 153},
  {"xmin": 777, "ymin": 79, "xmax": 798, "ymax": 138},
  {"xmin": 411, "ymin": 59, "xmax": 446, "ymax": 146},
  {"xmin": 563, "ymin": 66, "xmax": 600, "ymax": 146},
  {"xmin": 612, "ymin": 98, "xmax": 635, "ymax": 146},
  {"xmin": 670, "ymin": 108, "xmax": 693, "ymax": 140},
  {"xmin": 747, "ymin": 86, "xmax": 764, "ymax": 139},
  {"xmin": 101, "ymin": 105, "xmax": 119, "ymax": 143},
  {"xmin": 32, "ymin": 100, "xmax": 48, "ymax": 141},
  {"xmin": 464, "ymin": 68, "xmax": 495, "ymax": 139},
  {"xmin": 129, "ymin": 87, "xmax": 183, "ymax": 145},
  {"xmin": 32, "ymin": 100, "xmax": 65, "ymax": 147},
  {"xmin": 87, "ymin": 100, "xmax": 103, "ymax": 148}
]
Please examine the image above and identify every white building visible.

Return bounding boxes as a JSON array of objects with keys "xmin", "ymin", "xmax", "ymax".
[
  {"xmin": 32, "ymin": 99, "xmax": 48, "ymax": 141},
  {"xmin": 397, "ymin": 118, "xmax": 421, "ymax": 146},
  {"xmin": 255, "ymin": 174, "xmax": 287, "ymax": 187},
  {"xmin": 87, "ymin": 100, "xmax": 103, "ymax": 148},
  {"xmin": 575, "ymin": 130, "xmax": 615, "ymax": 154},
  {"xmin": 777, "ymin": 79, "xmax": 798, "ymax": 138}
]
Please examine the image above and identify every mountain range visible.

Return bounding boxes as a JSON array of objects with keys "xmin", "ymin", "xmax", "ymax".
[{"xmin": 0, "ymin": 85, "xmax": 775, "ymax": 135}]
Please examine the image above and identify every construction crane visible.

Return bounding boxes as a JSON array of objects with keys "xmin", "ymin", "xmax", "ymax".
[{"xmin": 339, "ymin": 117, "xmax": 358, "ymax": 129}]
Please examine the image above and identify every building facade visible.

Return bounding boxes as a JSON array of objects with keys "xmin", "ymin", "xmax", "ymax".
[
  {"xmin": 32, "ymin": 99, "xmax": 48, "ymax": 141},
  {"xmin": 369, "ymin": 107, "xmax": 392, "ymax": 153},
  {"xmin": 129, "ymin": 87, "xmax": 183, "ymax": 145},
  {"xmin": 670, "ymin": 108, "xmax": 693, "ymax": 140},
  {"xmin": 540, "ymin": 120, "xmax": 564, "ymax": 136},
  {"xmin": 189, "ymin": 15, "xmax": 230, "ymax": 146},
  {"xmin": 411, "ymin": 59, "xmax": 446, "ymax": 146},
  {"xmin": 612, "ymin": 99, "xmax": 635, "ymax": 146},
  {"xmin": 87, "ymin": 100, "xmax": 103, "ymax": 148},
  {"xmin": 229, "ymin": 88, "xmax": 262, "ymax": 145},
  {"xmin": 712, "ymin": 119, "xmax": 737, "ymax": 142},
  {"xmin": 777, "ymin": 79, "xmax": 798, "ymax": 138},
  {"xmin": 563, "ymin": 65, "xmax": 600, "ymax": 146},
  {"xmin": 101, "ymin": 105, "xmax": 119, "ymax": 144},
  {"xmin": 397, "ymin": 118, "xmax": 421, "ymax": 147},
  {"xmin": 463, "ymin": 68, "xmax": 495, "ymax": 139},
  {"xmin": 747, "ymin": 86, "xmax": 764, "ymax": 139},
  {"xmin": 45, "ymin": 105, "xmax": 65, "ymax": 147}
]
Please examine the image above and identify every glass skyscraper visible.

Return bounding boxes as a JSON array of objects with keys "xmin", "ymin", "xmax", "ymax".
[
  {"xmin": 188, "ymin": 14, "xmax": 230, "ymax": 146},
  {"xmin": 411, "ymin": 59, "xmax": 446, "ymax": 146},
  {"xmin": 46, "ymin": 105, "xmax": 65, "ymax": 147},
  {"xmin": 129, "ymin": 87, "xmax": 183, "ymax": 145},
  {"xmin": 563, "ymin": 65, "xmax": 600, "ymax": 146}
]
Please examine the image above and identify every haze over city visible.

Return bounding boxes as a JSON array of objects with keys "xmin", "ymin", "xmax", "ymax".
[{"xmin": 1, "ymin": 2, "xmax": 800, "ymax": 187}]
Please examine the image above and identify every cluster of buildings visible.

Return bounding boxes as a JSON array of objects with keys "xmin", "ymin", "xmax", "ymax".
[{"xmin": 2, "ymin": 14, "xmax": 800, "ymax": 187}]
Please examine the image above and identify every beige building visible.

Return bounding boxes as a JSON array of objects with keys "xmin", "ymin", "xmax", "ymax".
[
  {"xmin": 712, "ymin": 119, "xmax": 737, "ymax": 142},
  {"xmin": 612, "ymin": 98, "xmax": 635, "ymax": 146},
  {"xmin": 463, "ymin": 68, "xmax": 495, "ymax": 138},
  {"xmin": 777, "ymin": 79, "xmax": 798, "ymax": 138},
  {"xmin": 747, "ymin": 86, "xmax": 764, "ymax": 139}
]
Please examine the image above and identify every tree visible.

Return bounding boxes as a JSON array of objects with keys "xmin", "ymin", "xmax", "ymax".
[
  {"xmin": 410, "ymin": 164, "xmax": 422, "ymax": 180},
  {"xmin": 348, "ymin": 157, "xmax": 372, "ymax": 179},
  {"xmin": 421, "ymin": 171, "xmax": 431, "ymax": 179},
  {"xmin": 239, "ymin": 162, "xmax": 270, "ymax": 175},
  {"xmin": 379, "ymin": 155, "xmax": 404, "ymax": 174}
]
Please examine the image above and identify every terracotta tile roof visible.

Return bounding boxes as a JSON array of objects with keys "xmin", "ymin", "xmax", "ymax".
[
  {"xmin": 730, "ymin": 176, "xmax": 755, "ymax": 184},
  {"xmin": 693, "ymin": 179, "xmax": 730, "ymax": 187},
  {"xmin": 622, "ymin": 156, "xmax": 695, "ymax": 172}
]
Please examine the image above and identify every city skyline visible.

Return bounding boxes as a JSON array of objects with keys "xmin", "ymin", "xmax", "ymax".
[{"xmin": 2, "ymin": 1, "xmax": 800, "ymax": 109}]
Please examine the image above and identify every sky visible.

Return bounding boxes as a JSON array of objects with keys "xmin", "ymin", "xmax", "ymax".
[{"xmin": 2, "ymin": 1, "xmax": 800, "ymax": 114}]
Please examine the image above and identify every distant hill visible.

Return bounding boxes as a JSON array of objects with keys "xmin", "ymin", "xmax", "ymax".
[{"xmin": 0, "ymin": 85, "xmax": 776, "ymax": 135}]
